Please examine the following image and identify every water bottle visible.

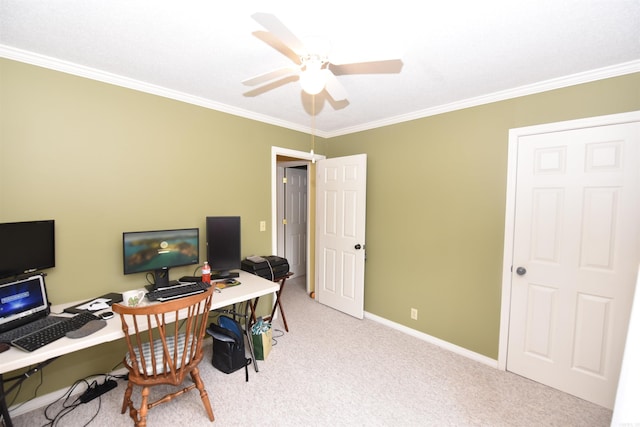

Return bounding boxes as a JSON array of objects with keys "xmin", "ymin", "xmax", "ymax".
[{"xmin": 201, "ymin": 261, "xmax": 211, "ymax": 284}]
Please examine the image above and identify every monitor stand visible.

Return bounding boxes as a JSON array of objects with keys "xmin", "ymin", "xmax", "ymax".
[
  {"xmin": 211, "ymin": 270, "xmax": 240, "ymax": 280},
  {"xmin": 145, "ymin": 268, "xmax": 180, "ymax": 291},
  {"xmin": 145, "ymin": 281, "xmax": 181, "ymax": 292}
]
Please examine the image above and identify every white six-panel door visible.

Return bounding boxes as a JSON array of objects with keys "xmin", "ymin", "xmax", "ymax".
[
  {"xmin": 316, "ymin": 154, "xmax": 367, "ymax": 319},
  {"xmin": 506, "ymin": 121, "xmax": 640, "ymax": 408}
]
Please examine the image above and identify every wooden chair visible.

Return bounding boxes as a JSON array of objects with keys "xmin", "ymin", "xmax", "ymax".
[{"xmin": 112, "ymin": 287, "xmax": 215, "ymax": 427}]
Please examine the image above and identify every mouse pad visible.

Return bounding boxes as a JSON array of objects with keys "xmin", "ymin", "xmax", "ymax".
[{"xmin": 63, "ymin": 293, "xmax": 123, "ymax": 314}]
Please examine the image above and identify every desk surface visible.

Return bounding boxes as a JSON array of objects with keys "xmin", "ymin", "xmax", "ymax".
[{"xmin": 0, "ymin": 271, "xmax": 278, "ymax": 374}]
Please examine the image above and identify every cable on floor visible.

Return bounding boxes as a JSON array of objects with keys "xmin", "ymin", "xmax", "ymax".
[
  {"xmin": 41, "ymin": 370, "xmax": 122, "ymax": 427},
  {"xmin": 271, "ymin": 328, "xmax": 285, "ymax": 346}
]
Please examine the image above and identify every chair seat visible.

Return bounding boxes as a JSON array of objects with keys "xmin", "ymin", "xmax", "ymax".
[{"xmin": 126, "ymin": 333, "xmax": 195, "ymax": 376}]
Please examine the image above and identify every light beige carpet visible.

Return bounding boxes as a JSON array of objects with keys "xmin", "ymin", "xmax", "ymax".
[{"xmin": 11, "ymin": 276, "xmax": 612, "ymax": 426}]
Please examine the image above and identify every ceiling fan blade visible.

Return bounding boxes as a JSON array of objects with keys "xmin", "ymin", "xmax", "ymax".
[
  {"xmin": 243, "ymin": 74, "xmax": 299, "ymax": 97},
  {"xmin": 242, "ymin": 67, "xmax": 297, "ymax": 86},
  {"xmin": 251, "ymin": 13, "xmax": 306, "ymax": 56},
  {"xmin": 329, "ymin": 59, "xmax": 404, "ymax": 76},
  {"xmin": 329, "ymin": 52, "xmax": 401, "ymax": 66},
  {"xmin": 322, "ymin": 69, "xmax": 348, "ymax": 101},
  {"xmin": 252, "ymin": 30, "xmax": 302, "ymax": 65}
]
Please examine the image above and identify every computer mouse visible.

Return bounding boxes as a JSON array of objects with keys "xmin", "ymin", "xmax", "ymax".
[
  {"xmin": 225, "ymin": 279, "xmax": 236, "ymax": 284},
  {"xmin": 0, "ymin": 342, "xmax": 10, "ymax": 353},
  {"xmin": 100, "ymin": 311, "xmax": 114, "ymax": 320}
]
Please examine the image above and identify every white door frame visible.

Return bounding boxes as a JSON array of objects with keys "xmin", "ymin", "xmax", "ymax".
[
  {"xmin": 498, "ymin": 110, "xmax": 640, "ymax": 370},
  {"xmin": 271, "ymin": 146, "xmax": 325, "ymax": 291}
]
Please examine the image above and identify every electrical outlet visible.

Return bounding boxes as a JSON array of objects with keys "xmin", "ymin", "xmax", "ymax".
[
  {"xmin": 259, "ymin": 221, "xmax": 266, "ymax": 232},
  {"xmin": 410, "ymin": 308, "xmax": 418, "ymax": 320}
]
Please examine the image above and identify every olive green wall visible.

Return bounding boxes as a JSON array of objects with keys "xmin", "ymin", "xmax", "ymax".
[
  {"xmin": 325, "ymin": 73, "xmax": 640, "ymax": 358},
  {"xmin": 1, "ymin": 58, "xmax": 314, "ymax": 300}
]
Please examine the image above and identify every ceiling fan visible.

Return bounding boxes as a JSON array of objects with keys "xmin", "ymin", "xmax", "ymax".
[{"xmin": 243, "ymin": 12, "xmax": 403, "ymax": 101}]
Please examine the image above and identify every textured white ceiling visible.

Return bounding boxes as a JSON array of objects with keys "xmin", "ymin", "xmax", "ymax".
[{"xmin": 1, "ymin": 0, "xmax": 639, "ymax": 137}]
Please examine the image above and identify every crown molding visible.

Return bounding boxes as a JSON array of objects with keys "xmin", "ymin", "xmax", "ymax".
[
  {"xmin": 0, "ymin": 45, "xmax": 309, "ymax": 135},
  {"xmin": 325, "ymin": 59, "xmax": 640, "ymax": 138},
  {"xmin": 2, "ymin": 45, "xmax": 638, "ymax": 139}
]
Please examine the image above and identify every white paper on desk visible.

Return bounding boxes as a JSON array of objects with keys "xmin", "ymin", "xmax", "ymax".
[{"xmin": 77, "ymin": 298, "xmax": 111, "ymax": 311}]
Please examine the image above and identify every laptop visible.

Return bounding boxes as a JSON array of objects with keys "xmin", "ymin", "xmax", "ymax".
[{"xmin": 0, "ymin": 274, "xmax": 61, "ymax": 339}]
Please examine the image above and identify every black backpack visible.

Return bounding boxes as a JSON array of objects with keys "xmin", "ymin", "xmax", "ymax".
[{"xmin": 206, "ymin": 315, "xmax": 251, "ymax": 382}]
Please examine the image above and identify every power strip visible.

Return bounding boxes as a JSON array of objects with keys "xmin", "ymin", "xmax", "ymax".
[{"xmin": 79, "ymin": 379, "xmax": 117, "ymax": 403}]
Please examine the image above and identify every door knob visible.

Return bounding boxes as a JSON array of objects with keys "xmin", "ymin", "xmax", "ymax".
[
  {"xmin": 516, "ymin": 266, "xmax": 527, "ymax": 276},
  {"xmin": 355, "ymin": 244, "xmax": 362, "ymax": 250}
]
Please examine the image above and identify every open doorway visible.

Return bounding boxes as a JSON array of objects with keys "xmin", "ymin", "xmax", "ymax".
[
  {"xmin": 278, "ymin": 164, "xmax": 307, "ymax": 279},
  {"xmin": 271, "ymin": 147, "xmax": 325, "ymax": 294}
]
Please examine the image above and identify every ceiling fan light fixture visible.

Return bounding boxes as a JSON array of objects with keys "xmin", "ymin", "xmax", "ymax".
[
  {"xmin": 300, "ymin": 70, "xmax": 325, "ymax": 95},
  {"xmin": 299, "ymin": 55, "xmax": 326, "ymax": 95}
]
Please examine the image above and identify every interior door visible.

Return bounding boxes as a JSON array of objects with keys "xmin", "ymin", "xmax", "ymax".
[
  {"xmin": 316, "ymin": 154, "xmax": 367, "ymax": 319},
  {"xmin": 506, "ymin": 122, "xmax": 640, "ymax": 409},
  {"xmin": 284, "ymin": 167, "xmax": 307, "ymax": 278}
]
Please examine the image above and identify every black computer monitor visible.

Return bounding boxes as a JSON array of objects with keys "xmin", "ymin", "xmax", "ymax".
[
  {"xmin": 0, "ymin": 220, "xmax": 55, "ymax": 280},
  {"xmin": 123, "ymin": 228, "xmax": 199, "ymax": 289},
  {"xmin": 206, "ymin": 216, "xmax": 241, "ymax": 279}
]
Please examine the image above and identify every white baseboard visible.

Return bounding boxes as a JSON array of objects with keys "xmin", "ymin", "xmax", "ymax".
[
  {"xmin": 364, "ymin": 311, "xmax": 499, "ymax": 368},
  {"xmin": 8, "ymin": 368, "xmax": 128, "ymax": 418}
]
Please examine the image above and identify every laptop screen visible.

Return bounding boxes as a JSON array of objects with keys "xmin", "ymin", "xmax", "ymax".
[{"xmin": 0, "ymin": 275, "xmax": 49, "ymax": 330}]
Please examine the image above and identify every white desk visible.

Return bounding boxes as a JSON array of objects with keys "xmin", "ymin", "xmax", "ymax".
[{"xmin": 0, "ymin": 271, "xmax": 278, "ymax": 426}]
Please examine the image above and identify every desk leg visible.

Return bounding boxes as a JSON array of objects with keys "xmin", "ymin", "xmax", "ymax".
[
  {"xmin": 244, "ymin": 299, "xmax": 260, "ymax": 373},
  {"xmin": 0, "ymin": 373, "xmax": 13, "ymax": 427},
  {"xmin": 248, "ymin": 297, "xmax": 259, "ymax": 326}
]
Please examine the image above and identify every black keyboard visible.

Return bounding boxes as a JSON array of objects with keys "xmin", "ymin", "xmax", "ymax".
[
  {"xmin": 146, "ymin": 282, "xmax": 210, "ymax": 302},
  {"xmin": 0, "ymin": 316, "xmax": 67, "ymax": 343},
  {"xmin": 11, "ymin": 312, "xmax": 101, "ymax": 352}
]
